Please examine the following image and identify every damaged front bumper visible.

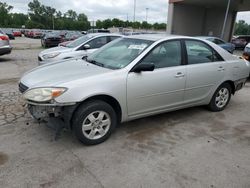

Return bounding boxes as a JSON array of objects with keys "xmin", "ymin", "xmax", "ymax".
[{"xmin": 26, "ymin": 101, "xmax": 78, "ymax": 130}]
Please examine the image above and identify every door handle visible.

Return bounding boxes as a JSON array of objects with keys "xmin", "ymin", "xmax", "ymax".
[
  {"xmin": 175, "ymin": 72, "xmax": 185, "ymax": 78},
  {"xmin": 217, "ymin": 66, "xmax": 225, "ymax": 71}
]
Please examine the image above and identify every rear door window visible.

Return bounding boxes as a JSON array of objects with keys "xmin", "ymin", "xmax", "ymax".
[{"xmin": 185, "ymin": 40, "xmax": 223, "ymax": 65}]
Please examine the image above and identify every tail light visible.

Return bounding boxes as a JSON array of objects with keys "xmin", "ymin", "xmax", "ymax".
[{"xmin": 0, "ymin": 35, "xmax": 9, "ymax": 40}]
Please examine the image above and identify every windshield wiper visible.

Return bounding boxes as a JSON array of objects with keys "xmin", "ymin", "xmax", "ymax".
[{"xmin": 86, "ymin": 58, "xmax": 104, "ymax": 67}]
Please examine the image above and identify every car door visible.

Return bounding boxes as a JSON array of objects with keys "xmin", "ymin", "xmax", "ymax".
[
  {"xmin": 184, "ymin": 39, "xmax": 226, "ymax": 104},
  {"xmin": 127, "ymin": 40, "xmax": 186, "ymax": 117}
]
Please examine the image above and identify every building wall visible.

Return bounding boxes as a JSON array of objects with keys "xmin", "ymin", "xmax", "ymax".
[
  {"xmin": 167, "ymin": 2, "xmax": 237, "ymax": 41},
  {"xmin": 203, "ymin": 8, "xmax": 236, "ymax": 41},
  {"xmin": 169, "ymin": 3, "xmax": 205, "ymax": 36}
]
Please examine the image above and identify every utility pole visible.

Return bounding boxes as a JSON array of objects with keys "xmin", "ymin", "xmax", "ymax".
[
  {"xmin": 133, "ymin": 0, "xmax": 136, "ymax": 23},
  {"xmin": 146, "ymin": 8, "xmax": 149, "ymax": 32},
  {"xmin": 221, "ymin": 0, "xmax": 231, "ymax": 40},
  {"xmin": 146, "ymin": 8, "xmax": 149, "ymax": 23},
  {"xmin": 126, "ymin": 13, "xmax": 129, "ymax": 28},
  {"xmin": 52, "ymin": 14, "xmax": 55, "ymax": 30}
]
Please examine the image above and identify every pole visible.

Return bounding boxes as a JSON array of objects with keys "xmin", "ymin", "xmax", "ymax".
[
  {"xmin": 52, "ymin": 15, "xmax": 55, "ymax": 30},
  {"xmin": 146, "ymin": 8, "xmax": 149, "ymax": 23},
  {"xmin": 221, "ymin": 0, "xmax": 231, "ymax": 39},
  {"xmin": 127, "ymin": 13, "xmax": 129, "ymax": 28},
  {"xmin": 133, "ymin": 0, "xmax": 136, "ymax": 23},
  {"xmin": 146, "ymin": 8, "xmax": 149, "ymax": 32}
]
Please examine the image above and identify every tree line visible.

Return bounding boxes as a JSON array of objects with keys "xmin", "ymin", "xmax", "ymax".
[
  {"xmin": 0, "ymin": 0, "xmax": 166, "ymax": 31},
  {"xmin": 234, "ymin": 20, "xmax": 250, "ymax": 35}
]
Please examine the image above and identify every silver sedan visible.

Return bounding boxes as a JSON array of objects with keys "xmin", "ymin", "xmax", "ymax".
[
  {"xmin": 20, "ymin": 34, "xmax": 250, "ymax": 145},
  {"xmin": 0, "ymin": 29, "xmax": 12, "ymax": 56},
  {"xmin": 38, "ymin": 33, "xmax": 122, "ymax": 65}
]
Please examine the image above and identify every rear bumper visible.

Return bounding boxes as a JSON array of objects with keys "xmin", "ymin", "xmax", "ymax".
[{"xmin": 0, "ymin": 45, "xmax": 12, "ymax": 56}]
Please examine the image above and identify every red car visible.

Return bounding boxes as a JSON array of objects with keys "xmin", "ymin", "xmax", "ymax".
[
  {"xmin": 13, "ymin": 30, "xmax": 22, "ymax": 37},
  {"xmin": 29, "ymin": 29, "xmax": 43, "ymax": 38}
]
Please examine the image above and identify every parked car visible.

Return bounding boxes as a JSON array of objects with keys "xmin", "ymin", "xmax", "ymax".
[
  {"xmin": 231, "ymin": 35, "xmax": 250, "ymax": 49},
  {"xmin": 88, "ymin": 29, "xmax": 110, "ymax": 33},
  {"xmin": 0, "ymin": 29, "xmax": 12, "ymax": 56},
  {"xmin": 13, "ymin": 30, "xmax": 22, "ymax": 37},
  {"xmin": 197, "ymin": 36, "xmax": 235, "ymax": 53},
  {"xmin": 2, "ymin": 28, "xmax": 15, "ymax": 40},
  {"xmin": 41, "ymin": 32, "xmax": 63, "ymax": 48},
  {"xmin": 63, "ymin": 32, "xmax": 83, "ymax": 42},
  {"xmin": 38, "ymin": 33, "xmax": 122, "ymax": 65},
  {"xmin": 58, "ymin": 41, "xmax": 71, "ymax": 47},
  {"xmin": 243, "ymin": 43, "xmax": 250, "ymax": 61},
  {"xmin": 29, "ymin": 29, "xmax": 43, "ymax": 38},
  {"xmin": 19, "ymin": 35, "xmax": 250, "ymax": 145}
]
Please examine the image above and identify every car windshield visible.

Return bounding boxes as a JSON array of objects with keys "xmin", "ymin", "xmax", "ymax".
[
  {"xmin": 66, "ymin": 35, "xmax": 93, "ymax": 48},
  {"xmin": 86, "ymin": 38, "xmax": 153, "ymax": 70}
]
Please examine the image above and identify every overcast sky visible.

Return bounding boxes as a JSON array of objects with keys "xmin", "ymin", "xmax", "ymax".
[{"xmin": 4, "ymin": 0, "xmax": 250, "ymax": 24}]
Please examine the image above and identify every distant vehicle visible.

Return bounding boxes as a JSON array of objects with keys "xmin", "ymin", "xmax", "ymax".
[
  {"xmin": 63, "ymin": 32, "xmax": 83, "ymax": 42},
  {"xmin": 13, "ymin": 30, "xmax": 22, "ymax": 37},
  {"xmin": 19, "ymin": 35, "xmax": 250, "ymax": 145},
  {"xmin": 29, "ymin": 29, "xmax": 43, "ymax": 38},
  {"xmin": 58, "ymin": 41, "xmax": 71, "ymax": 47},
  {"xmin": 88, "ymin": 29, "xmax": 110, "ymax": 33},
  {"xmin": 41, "ymin": 32, "xmax": 63, "ymax": 48},
  {"xmin": 38, "ymin": 33, "xmax": 122, "ymax": 65},
  {"xmin": 2, "ymin": 29, "xmax": 15, "ymax": 40},
  {"xmin": 198, "ymin": 36, "xmax": 235, "ymax": 53},
  {"xmin": 0, "ymin": 29, "xmax": 12, "ymax": 56},
  {"xmin": 231, "ymin": 35, "xmax": 250, "ymax": 49},
  {"xmin": 243, "ymin": 43, "xmax": 250, "ymax": 61}
]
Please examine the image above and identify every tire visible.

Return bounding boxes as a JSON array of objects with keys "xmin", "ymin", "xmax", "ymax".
[
  {"xmin": 72, "ymin": 100, "xmax": 117, "ymax": 145},
  {"xmin": 208, "ymin": 83, "xmax": 232, "ymax": 112}
]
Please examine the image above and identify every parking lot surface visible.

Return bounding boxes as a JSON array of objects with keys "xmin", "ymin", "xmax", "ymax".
[{"xmin": 0, "ymin": 37, "xmax": 249, "ymax": 188}]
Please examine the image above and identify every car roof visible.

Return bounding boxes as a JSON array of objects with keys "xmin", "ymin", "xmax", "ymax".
[
  {"xmin": 196, "ymin": 36, "xmax": 223, "ymax": 40},
  {"xmin": 87, "ymin": 33, "xmax": 122, "ymax": 37},
  {"xmin": 125, "ymin": 34, "xmax": 196, "ymax": 42}
]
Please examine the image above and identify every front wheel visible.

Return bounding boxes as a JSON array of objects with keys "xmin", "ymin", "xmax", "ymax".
[
  {"xmin": 72, "ymin": 100, "xmax": 117, "ymax": 145},
  {"xmin": 208, "ymin": 83, "xmax": 232, "ymax": 112}
]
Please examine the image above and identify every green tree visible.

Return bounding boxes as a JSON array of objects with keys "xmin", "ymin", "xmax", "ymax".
[
  {"xmin": 0, "ymin": 2, "xmax": 13, "ymax": 26},
  {"xmin": 10, "ymin": 13, "xmax": 28, "ymax": 27},
  {"xmin": 65, "ymin": 10, "xmax": 77, "ymax": 20},
  {"xmin": 234, "ymin": 20, "xmax": 250, "ymax": 35},
  {"xmin": 102, "ymin": 19, "xmax": 113, "ymax": 29}
]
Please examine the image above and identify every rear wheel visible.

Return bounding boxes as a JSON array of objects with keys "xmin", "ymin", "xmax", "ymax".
[
  {"xmin": 208, "ymin": 83, "xmax": 232, "ymax": 112},
  {"xmin": 72, "ymin": 100, "xmax": 117, "ymax": 145}
]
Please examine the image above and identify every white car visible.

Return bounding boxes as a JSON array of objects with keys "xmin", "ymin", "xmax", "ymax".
[{"xmin": 38, "ymin": 33, "xmax": 122, "ymax": 65}]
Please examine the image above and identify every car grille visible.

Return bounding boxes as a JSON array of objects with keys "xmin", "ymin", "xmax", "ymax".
[{"xmin": 19, "ymin": 82, "xmax": 29, "ymax": 93}]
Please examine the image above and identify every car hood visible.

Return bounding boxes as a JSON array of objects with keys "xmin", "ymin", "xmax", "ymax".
[
  {"xmin": 39, "ymin": 46, "xmax": 73, "ymax": 56},
  {"xmin": 20, "ymin": 59, "xmax": 111, "ymax": 88}
]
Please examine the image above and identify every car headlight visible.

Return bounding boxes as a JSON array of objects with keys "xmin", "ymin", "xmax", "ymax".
[
  {"xmin": 42, "ymin": 52, "xmax": 60, "ymax": 59},
  {"xmin": 24, "ymin": 87, "xmax": 67, "ymax": 102}
]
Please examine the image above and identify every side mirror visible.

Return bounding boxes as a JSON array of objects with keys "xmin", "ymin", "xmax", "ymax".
[
  {"xmin": 83, "ymin": 44, "xmax": 91, "ymax": 50},
  {"xmin": 132, "ymin": 63, "xmax": 155, "ymax": 73}
]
